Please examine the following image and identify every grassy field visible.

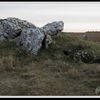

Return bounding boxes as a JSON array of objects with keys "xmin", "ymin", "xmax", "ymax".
[
  {"xmin": 0, "ymin": 32, "xmax": 100, "ymax": 96},
  {"xmin": 65, "ymin": 31, "xmax": 100, "ymax": 42}
]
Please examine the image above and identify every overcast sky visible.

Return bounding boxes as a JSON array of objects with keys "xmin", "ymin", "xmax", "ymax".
[{"xmin": 0, "ymin": 2, "xmax": 100, "ymax": 32}]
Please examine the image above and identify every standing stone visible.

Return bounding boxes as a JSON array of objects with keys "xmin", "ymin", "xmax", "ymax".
[
  {"xmin": 42, "ymin": 21, "xmax": 64, "ymax": 49},
  {"xmin": 16, "ymin": 28, "xmax": 45, "ymax": 55}
]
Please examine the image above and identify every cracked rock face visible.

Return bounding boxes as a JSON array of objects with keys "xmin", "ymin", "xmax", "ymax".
[
  {"xmin": 0, "ymin": 17, "xmax": 64, "ymax": 55},
  {"xmin": 16, "ymin": 28, "xmax": 45, "ymax": 55}
]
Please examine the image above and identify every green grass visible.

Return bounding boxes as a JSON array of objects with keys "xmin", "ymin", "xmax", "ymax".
[{"xmin": 0, "ymin": 33, "xmax": 100, "ymax": 96}]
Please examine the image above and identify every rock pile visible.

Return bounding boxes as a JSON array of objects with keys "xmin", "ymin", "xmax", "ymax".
[
  {"xmin": 0, "ymin": 17, "xmax": 64, "ymax": 55},
  {"xmin": 63, "ymin": 44, "xmax": 99, "ymax": 63}
]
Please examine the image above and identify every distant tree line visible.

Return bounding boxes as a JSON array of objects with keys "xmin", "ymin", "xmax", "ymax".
[{"xmin": 86, "ymin": 31, "xmax": 100, "ymax": 33}]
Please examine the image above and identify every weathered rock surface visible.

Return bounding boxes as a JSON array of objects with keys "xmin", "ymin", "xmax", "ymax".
[
  {"xmin": 0, "ymin": 17, "xmax": 64, "ymax": 55},
  {"xmin": 42, "ymin": 21, "xmax": 64, "ymax": 36},
  {"xmin": 0, "ymin": 17, "xmax": 36, "ymax": 39},
  {"xmin": 16, "ymin": 28, "xmax": 45, "ymax": 55}
]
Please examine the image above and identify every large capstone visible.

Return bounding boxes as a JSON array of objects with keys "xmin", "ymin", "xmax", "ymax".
[{"xmin": 0, "ymin": 17, "xmax": 36, "ymax": 39}]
